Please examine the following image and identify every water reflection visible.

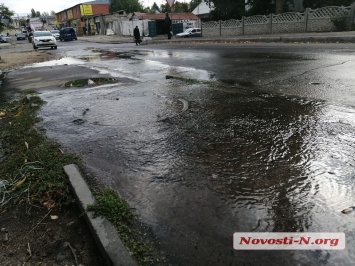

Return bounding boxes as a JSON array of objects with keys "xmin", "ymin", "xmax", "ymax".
[
  {"xmin": 158, "ymin": 89, "xmax": 318, "ymax": 232},
  {"xmin": 35, "ymin": 48, "xmax": 355, "ymax": 265}
]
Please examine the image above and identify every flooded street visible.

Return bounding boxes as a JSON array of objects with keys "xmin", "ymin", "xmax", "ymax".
[{"xmin": 24, "ymin": 42, "xmax": 355, "ymax": 265}]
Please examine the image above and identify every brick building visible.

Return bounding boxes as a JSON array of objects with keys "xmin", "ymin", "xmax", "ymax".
[{"xmin": 55, "ymin": 0, "xmax": 110, "ymax": 36}]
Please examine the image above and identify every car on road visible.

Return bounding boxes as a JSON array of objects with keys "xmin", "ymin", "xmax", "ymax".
[
  {"xmin": 0, "ymin": 34, "xmax": 11, "ymax": 43},
  {"xmin": 16, "ymin": 32, "xmax": 26, "ymax": 40},
  {"xmin": 176, "ymin": 28, "xmax": 202, "ymax": 38},
  {"xmin": 51, "ymin": 30, "xmax": 60, "ymax": 40},
  {"xmin": 32, "ymin": 31, "xmax": 57, "ymax": 50},
  {"xmin": 59, "ymin": 27, "xmax": 77, "ymax": 41}
]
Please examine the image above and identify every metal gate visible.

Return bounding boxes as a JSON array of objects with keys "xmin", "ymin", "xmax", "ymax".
[
  {"xmin": 172, "ymin": 23, "xmax": 183, "ymax": 35},
  {"xmin": 148, "ymin": 21, "xmax": 157, "ymax": 37}
]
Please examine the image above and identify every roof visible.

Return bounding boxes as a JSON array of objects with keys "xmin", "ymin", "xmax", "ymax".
[
  {"xmin": 83, "ymin": 0, "xmax": 110, "ymax": 4},
  {"xmin": 133, "ymin": 12, "xmax": 199, "ymax": 20},
  {"xmin": 192, "ymin": 0, "xmax": 214, "ymax": 16}
]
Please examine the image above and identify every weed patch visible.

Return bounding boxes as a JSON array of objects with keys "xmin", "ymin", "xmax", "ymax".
[
  {"xmin": 0, "ymin": 93, "xmax": 80, "ymax": 210},
  {"xmin": 88, "ymin": 189, "xmax": 161, "ymax": 265},
  {"xmin": 65, "ymin": 77, "xmax": 117, "ymax": 87}
]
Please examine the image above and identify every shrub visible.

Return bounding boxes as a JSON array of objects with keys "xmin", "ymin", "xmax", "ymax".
[{"xmin": 331, "ymin": 15, "xmax": 349, "ymax": 31}]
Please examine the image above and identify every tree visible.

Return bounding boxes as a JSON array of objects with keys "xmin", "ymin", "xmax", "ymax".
[
  {"xmin": 111, "ymin": 0, "xmax": 143, "ymax": 13},
  {"xmin": 149, "ymin": 2, "xmax": 161, "ymax": 13},
  {"xmin": 206, "ymin": 0, "xmax": 246, "ymax": 20},
  {"xmin": 172, "ymin": 2, "xmax": 190, "ymax": 12},
  {"xmin": 19, "ymin": 18, "xmax": 27, "ymax": 28},
  {"xmin": 30, "ymin": 8, "xmax": 42, "ymax": 18},
  {"xmin": 147, "ymin": 0, "xmax": 202, "ymax": 14},
  {"xmin": 245, "ymin": 0, "xmax": 275, "ymax": 15},
  {"xmin": 303, "ymin": 0, "xmax": 353, "ymax": 8},
  {"xmin": 31, "ymin": 8, "xmax": 36, "ymax": 18},
  {"xmin": 0, "ymin": 4, "xmax": 14, "ymax": 32},
  {"xmin": 207, "ymin": 0, "xmax": 292, "ymax": 19},
  {"xmin": 275, "ymin": 0, "xmax": 286, "ymax": 14},
  {"xmin": 189, "ymin": 0, "xmax": 202, "ymax": 12}
]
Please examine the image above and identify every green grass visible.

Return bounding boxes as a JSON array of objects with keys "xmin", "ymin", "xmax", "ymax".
[
  {"xmin": 0, "ymin": 93, "xmax": 80, "ymax": 210},
  {"xmin": 88, "ymin": 189, "xmax": 155, "ymax": 265},
  {"xmin": 65, "ymin": 77, "xmax": 117, "ymax": 87},
  {"xmin": 0, "ymin": 92, "xmax": 162, "ymax": 264}
]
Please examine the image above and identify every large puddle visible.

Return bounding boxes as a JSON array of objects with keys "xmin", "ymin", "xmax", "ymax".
[{"xmin": 36, "ymin": 47, "xmax": 355, "ymax": 265}]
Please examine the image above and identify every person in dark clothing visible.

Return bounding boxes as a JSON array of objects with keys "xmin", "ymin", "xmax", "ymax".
[
  {"xmin": 134, "ymin": 26, "xmax": 141, "ymax": 45},
  {"xmin": 164, "ymin": 13, "xmax": 172, "ymax": 39}
]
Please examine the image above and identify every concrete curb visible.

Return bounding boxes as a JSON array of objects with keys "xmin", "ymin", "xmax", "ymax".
[{"xmin": 63, "ymin": 164, "xmax": 138, "ymax": 266}]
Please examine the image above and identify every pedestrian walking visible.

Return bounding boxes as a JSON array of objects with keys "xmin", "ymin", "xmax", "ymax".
[
  {"xmin": 134, "ymin": 26, "xmax": 141, "ymax": 45},
  {"xmin": 164, "ymin": 13, "xmax": 172, "ymax": 40}
]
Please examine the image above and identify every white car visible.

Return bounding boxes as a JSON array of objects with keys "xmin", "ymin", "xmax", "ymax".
[
  {"xmin": 51, "ymin": 30, "xmax": 60, "ymax": 40},
  {"xmin": 0, "ymin": 34, "xmax": 11, "ymax": 43},
  {"xmin": 176, "ymin": 28, "xmax": 202, "ymax": 38},
  {"xmin": 32, "ymin": 31, "xmax": 57, "ymax": 50}
]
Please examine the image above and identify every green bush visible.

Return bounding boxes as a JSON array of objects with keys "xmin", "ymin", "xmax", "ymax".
[{"xmin": 331, "ymin": 15, "xmax": 349, "ymax": 31}]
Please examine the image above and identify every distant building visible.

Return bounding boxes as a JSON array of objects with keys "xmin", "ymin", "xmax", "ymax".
[
  {"xmin": 55, "ymin": 0, "xmax": 110, "ymax": 35},
  {"xmin": 192, "ymin": 0, "xmax": 214, "ymax": 22},
  {"xmin": 28, "ymin": 16, "xmax": 56, "ymax": 31},
  {"xmin": 131, "ymin": 12, "xmax": 200, "ymax": 36}
]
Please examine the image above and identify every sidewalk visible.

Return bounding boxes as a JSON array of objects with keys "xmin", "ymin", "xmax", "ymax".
[
  {"xmin": 1, "ymin": 31, "xmax": 354, "ymax": 49},
  {"xmin": 78, "ymin": 30, "xmax": 355, "ymax": 44}
]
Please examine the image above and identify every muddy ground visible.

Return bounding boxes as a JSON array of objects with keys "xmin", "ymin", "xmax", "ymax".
[
  {"xmin": 0, "ymin": 49, "xmax": 57, "ymax": 71},
  {"xmin": 0, "ymin": 47, "xmax": 106, "ymax": 265}
]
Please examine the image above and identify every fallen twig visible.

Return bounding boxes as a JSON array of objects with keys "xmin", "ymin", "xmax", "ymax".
[
  {"xmin": 27, "ymin": 242, "xmax": 32, "ymax": 257},
  {"xmin": 26, "ymin": 209, "xmax": 52, "ymax": 236},
  {"xmin": 64, "ymin": 241, "xmax": 79, "ymax": 266}
]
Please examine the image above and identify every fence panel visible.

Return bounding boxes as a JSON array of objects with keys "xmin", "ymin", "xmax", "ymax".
[
  {"xmin": 307, "ymin": 6, "xmax": 351, "ymax": 31},
  {"xmin": 220, "ymin": 20, "xmax": 242, "ymax": 37},
  {"xmin": 201, "ymin": 4, "xmax": 354, "ymax": 37},
  {"xmin": 202, "ymin": 21, "xmax": 221, "ymax": 37},
  {"xmin": 272, "ymin": 12, "xmax": 305, "ymax": 33},
  {"xmin": 244, "ymin": 15, "xmax": 270, "ymax": 35}
]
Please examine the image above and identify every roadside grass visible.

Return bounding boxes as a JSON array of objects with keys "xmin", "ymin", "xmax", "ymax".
[
  {"xmin": 65, "ymin": 77, "xmax": 117, "ymax": 87},
  {"xmin": 166, "ymin": 75, "xmax": 202, "ymax": 84},
  {"xmin": 166, "ymin": 75, "xmax": 245, "ymax": 88},
  {"xmin": 0, "ymin": 92, "xmax": 164, "ymax": 265},
  {"xmin": 0, "ymin": 93, "xmax": 80, "ymax": 210},
  {"xmin": 88, "ymin": 189, "xmax": 158, "ymax": 265}
]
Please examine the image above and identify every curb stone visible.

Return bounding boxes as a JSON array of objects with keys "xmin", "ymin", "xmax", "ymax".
[{"xmin": 63, "ymin": 164, "xmax": 138, "ymax": 266}]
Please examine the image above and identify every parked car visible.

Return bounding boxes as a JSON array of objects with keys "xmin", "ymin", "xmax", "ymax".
[
  {"xmin": 176, "ymin": 28, "xmax": 202, "ymax": 38},
  {"xmin": 0, "ymin": 34, "xmax": 10, "ymax": 43},
  {"xmin": 32, "ymin": 31, "xmax": 57, "ymax": 50},
  {"xmin": 59, "ymin": 27, "xmax": 77, "ymax": 41},
  {"xmin": 16, "ymin": 32, "xmax": 26, "ymax": 40},
  {"xmin": 51, "ymin": 30, "xmax": 60, "ymax": 40}
]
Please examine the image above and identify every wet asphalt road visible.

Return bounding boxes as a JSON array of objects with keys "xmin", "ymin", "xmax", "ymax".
[{"xmin": 4, "ymin": 40, "xmax": 355, "ymax": 265}]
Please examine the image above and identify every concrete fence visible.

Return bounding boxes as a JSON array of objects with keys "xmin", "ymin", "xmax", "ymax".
[{"xmin": 202, "ymin": 3, "xmax": 355, "ymax": 37}]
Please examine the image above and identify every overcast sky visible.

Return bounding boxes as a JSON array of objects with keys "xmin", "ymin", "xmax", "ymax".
[{"xmin": 1, "ymin": 0, "xmax": 169, "ymax": 15}]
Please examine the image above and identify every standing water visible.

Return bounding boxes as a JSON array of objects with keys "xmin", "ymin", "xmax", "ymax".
[{"xmin": 36, "ymin": 47, "xmax": 355, "ymax": 265}]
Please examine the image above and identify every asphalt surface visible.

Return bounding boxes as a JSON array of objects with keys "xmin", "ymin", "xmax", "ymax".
[
  {"xmin": 73, "ymin": 30, "xmax": 355, "ymax": 266},
  {"xmin": 77, "ymin": 30, "xmax": 355, "ymax": 44},
  {"xmin": 2, "ymin": 30, "xmax": 355, "ymax": 266}
]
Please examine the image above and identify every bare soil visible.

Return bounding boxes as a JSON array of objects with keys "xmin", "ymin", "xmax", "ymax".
[
  {"xmin": 0, "ymin": 48, "xmax": 57, "ymax": 71},
  {"xmin": 0, "ymin": 46, "xmax": 106, "ymax": 265}
]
